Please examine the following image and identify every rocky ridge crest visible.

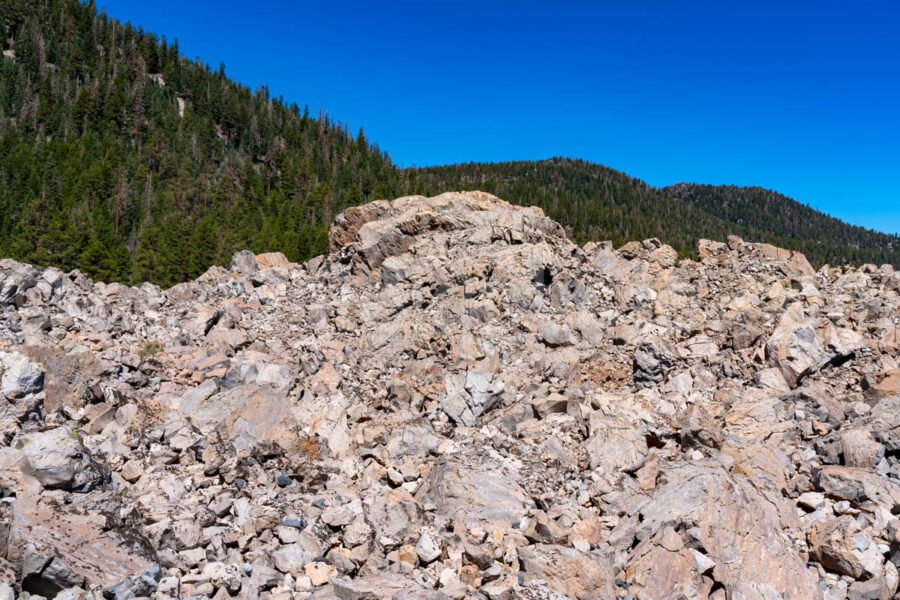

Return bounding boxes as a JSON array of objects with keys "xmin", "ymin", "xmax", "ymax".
[{"xmin": 0, "ymin": 192, "xmax": 899, "ymax": 600}]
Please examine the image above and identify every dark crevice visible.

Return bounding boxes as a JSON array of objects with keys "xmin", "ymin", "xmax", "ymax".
[
  {"xmin": 203, "ymin": 310, "xmax": 222, "ymax": 336},
  {"xmin": 645, "ymin": 432, "xmax": 666, "ymax": 449},
  {"xmin": 534, "ymin": 266, "xmax": 553, "ymax": 287},
  {"xmin": 823, "ymin": 351, "xmax": 856, "ymax": 370},
  {"xmin": 23, "ymin": 574, "xmax": 64, "ymax": 598}
]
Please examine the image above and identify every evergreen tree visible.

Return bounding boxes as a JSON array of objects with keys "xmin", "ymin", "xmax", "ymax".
[
  {"xmin": 0, "ymin": 0, "xmax": 400, "ymax": 286},
  {"xmin": 0, "ymin": 0, "xmax": 894, "ymax": 286},
  {"xmin": 403, "ymin": 159, "xmax": 900, "ymax": 268}
]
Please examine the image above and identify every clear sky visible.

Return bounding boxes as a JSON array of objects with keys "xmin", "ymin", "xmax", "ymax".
[{"xmin": 97, "ymin": 0, "xmax": 900, "ymax": 234}]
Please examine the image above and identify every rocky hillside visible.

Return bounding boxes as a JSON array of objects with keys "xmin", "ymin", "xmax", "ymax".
[
  {"xmin": 403, "ymin": 159, "xmax": 742, "ymax": 255},
  {"xmin": 0, "ymin": 0, "xmax": 400, "ymax": 286},
  {"xmin": 665, "ymin": 183, "xmax": 900, "ymax": 267},
  {"xmin": 1, "ymin": 193, "xmax": 899, "ymax": 600},
  {"xmin": 402, "ymin": 159, "xmax": 900, "ymax": 268}
]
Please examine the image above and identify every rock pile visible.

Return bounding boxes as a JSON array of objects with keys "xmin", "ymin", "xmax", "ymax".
[{"xmin": 0, "ymin": 191, "xmax": 898, "ymax": 600}]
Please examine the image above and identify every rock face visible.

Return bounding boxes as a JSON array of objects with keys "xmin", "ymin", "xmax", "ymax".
[{"xmin": 0, "ymin": 191, "xmax": 898, "ymax": 599}]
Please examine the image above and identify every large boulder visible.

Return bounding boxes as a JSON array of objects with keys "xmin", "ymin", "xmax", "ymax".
[
  {"xmin": 766, "ymin": 303, "xmax": 825, "ymax": 388},
  {"xmin": 619, "ymin": 463, "xmax": 821, "ymax": 599},
  {"xmin": 420, "ymin": 454, "xmax": 532, "ymax": 530},
  {"xmin": 331, "ymin": 574, "xmax": 448, "ymax": 600},
  {"xmin": 808, "ymin": 517, "xmax": 884, "ymax": 580},
  {"xmin": 178, "ymin": 383, "xmax": 301, "ymax": 454},
  {"xmin": 518, "ymin": 544, "xmax": 615, "ymax": 599},
  {"xmin": 331, "ymin": 192, "xmax": 565, "ymax": 275},
  {"xmin": 17, "ymin": 428, "xmax": 105, "ymax": 491},
  {"xmin": 0, "ymin": 351, "xmax": 44, "ymax": 400},
  {"xmin": 0, "ymin": 497, "xmax": 156, "ymax": 596},
  {"xmin": 19, "ymin": 346, "xmax": 104, "ymax": 413}
]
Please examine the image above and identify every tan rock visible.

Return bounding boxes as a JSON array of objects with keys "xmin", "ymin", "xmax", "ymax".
[
  {"xmin": 621, "ymin": 464, "xmax": 820, "ymax": 599},
  {"xmin": 421, "ymin": 455, "xmax": 531, "ymax": 529},
  {"xmin": 20, "ymin": 346, "xmax": 101, "ymax": 412},
  {"xmin": 1, "ymin": 497, "xmax": 155, "ymax": 592},
  {"xmin": 766, "ymin": 303, "xmax": 825, "ymax": 388},
  {"xmin": 868, "ymin": 369, "xmax": 900, "ymax": 401},
  {"xmin": 840, "ymin": 429, "xmax": 885, "ymax": 469},
  {"xmin": 305, "ymin": 561, "xmax": 337, "ymax": 586},
  {"xmin": 255, "ymin": 252, "xmax": 292, "ymax": 270},
  {"xmin": 331, "ymin": 574, "xmax": 438, "ymax": 599},
  {"xmin": 518, "ymin": 544, "xmax": 615, "ymax": 599},
  {"xmin": 809, "ymin": 517, "xmax": 883, "ymax": 579}
]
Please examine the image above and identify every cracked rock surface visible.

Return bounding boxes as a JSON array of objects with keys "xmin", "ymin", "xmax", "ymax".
[{"xmin": 1, "ymin": 191, "xmax": 899, "ymax": 600}]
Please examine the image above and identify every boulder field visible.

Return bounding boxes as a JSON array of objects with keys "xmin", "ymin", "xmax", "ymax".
[{"xmin": 0, "ymin": 192, "xmax": 898, "ymax": 600}]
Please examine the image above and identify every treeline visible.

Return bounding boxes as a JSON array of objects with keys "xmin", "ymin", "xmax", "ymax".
[
  {"xmin": 403, "ymin": 159, "xmax": 740, "ymax": 255},
  {"xmin": 402, "ymin": 159, "xmax": 900, "ymax": 267},
  {"xmin": 2, "ymin": 2, "xmax": 896, "ymax": 287},
  {"xmin": 665, "ymin": 184, "xmax": 899, "ymax": 267},
  {"xmin": 0, "ymin": 0, "xmax": 400, "ymax": 286}
]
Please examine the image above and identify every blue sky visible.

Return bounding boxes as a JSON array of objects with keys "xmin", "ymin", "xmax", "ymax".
[{"xmin": 98, "ymin": 0, "xmax": 900, "ymax": 234}]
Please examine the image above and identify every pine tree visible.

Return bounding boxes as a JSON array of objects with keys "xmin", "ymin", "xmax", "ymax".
[{"xmin": 0, "ymin": 0, "xmax": 400, "ymax": 286}]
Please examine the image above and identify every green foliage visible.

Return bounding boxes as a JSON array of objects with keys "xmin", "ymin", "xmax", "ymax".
[
  {"xmin": 0, "ymin": 0, "xmax": 400, "ymax": 286},
  {"xmin": 402, "ymin": 158, "xmax": 740, "ymax": 260},
  {"xmin": 1, "ymin": 2, "xmax": 894, "ymax": 285},
  {"xmin": 664, "ymin": 184, "xmax": 899, "ymax": 267},
  {"xmin": 403, "ymin": 159, "xmax": 900, "ymax": 268},
  {"xmin": 137, "ymin": 339, "xmax": 163, "ymax": 359}
]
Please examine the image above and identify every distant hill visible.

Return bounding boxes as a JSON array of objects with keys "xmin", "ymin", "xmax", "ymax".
[
  {"xmin": 664, "ymin": 183, "xmax": 899, "ymax": 267},
  {"xmin": 1, "ymin": 3, "xmax": 896, "ymax": 286},
  {"xmin": 0, "ymin": 0, "xmax": 400, "ymax": 286},
  {"xmin": 402, "ymin": 159, "xmax": 740, "ymax": 253},
  {"xmin": 403, "ymin": 159, "xmax": 900, "ymax": 267}
]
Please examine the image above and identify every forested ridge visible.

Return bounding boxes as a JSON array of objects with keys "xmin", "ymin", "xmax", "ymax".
[
  {"xmin": 1, "ymin": 2, "xmax": 896, "ymax": 286},
  {"xmin": 403, "ymin": 159, "xmax": 739, "ymax": 252},
  {"xmin": 0, "ymin": 0, "xmax": 400, "ymax": 286},
  {"xmin": 665, "ymin": 183, "xmax": 899, "ymax": 267},
  {"xmin": 403, "ymin": 159, "xmax": 900, "ymax": 267}
]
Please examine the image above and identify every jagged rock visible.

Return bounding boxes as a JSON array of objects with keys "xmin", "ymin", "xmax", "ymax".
[
  {"xmin": 1, "ymin": 497, "xmax": 156, "ymax": 595},
  {"xmin": 17, "ymin": 427, "xmax": 104, "ymax": 491},
  {"xmin": 539, "ymin": 322, "xmax": 574, "ymax": 347},
  {"xmin": 415, "ymin": 532, "xmax": 441, "ymax": 563},
  {"xmin": 766, "ymin": 303, "xmax": 825, "ymax": 388},
  {"xmin": 632, "ymin": 339, "xmax": 675, "ymax": 384},
  {"xmin": 816, "ymin": 466, "xmax": 900, "ymax": 510},
  {"xmin": 798, "ymin": 491, "xmax": 826, "ymax": 511},
  {"xmin": 841, "ymin": 429, "xmax": 885, "ymax": 469},
  {"xmin": 178, "ymin": 383, "xmax": 300, "ymax": 453},
  {"xmin": 867, "ymin": 369, "xmax": 900, "ymax": 401},
  {"xmin": 809, "ymin": 517, "xmax": 883, "ymax": 579},
  {"xmin": 421, "ymin": 455, "xmax": 532, "ymax": 529},
  {"xmin": 331, "ymin": 574, "xmax": 447, "ymax": 599},
  {"xmin": 0, "ymin": 351, "xmax": 43, "ymax": 400},
  {"xmin": 255, "ymin": 252, "xmax": 292, "ymax": 270},
  {"xmin": 620, "ymin": 463, "xmax": 821, "ymax": 598},
  {"xmin": 0, "ymin": 192, "xmax": 897, "ymax": 598},
  {"xmin": 230, "ymin": 250, "xmax": 258, "ymax": 274},
  {"xmin": 518, "ymin": 544, "xmax": 615, "ymax": 599},
  {"xmin": 19, "ymin": 346, "xmax": 104, "ymax": 413},
  {"xmin": 272, "ymin": 544, "xmax": 315, "ymax": 576},
  {"xmin": 103, "ymin": 565, "xmax": 160, "ymax": 600}
]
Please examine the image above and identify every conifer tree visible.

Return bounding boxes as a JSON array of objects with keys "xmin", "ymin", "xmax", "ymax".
[{"xmin": 0, "ymin": 0, "xmax": 400, "ymax": 286}]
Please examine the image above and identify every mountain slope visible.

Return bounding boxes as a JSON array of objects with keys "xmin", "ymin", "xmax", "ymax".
[
  {"xmin": 402, "ymin": 158, "xmax": 741, "ymax": 254},
  {"xmin": 665, "ymin": 183, "xmax": 899, "ymax": 267},
  {"xmin": 404, "ymin": 159, "xmax": 900, "ymax": 267},
  {"xmin": 2, "ymin": 3, "xmax": 896, "ymax": 286},
  {"xmin": 1, "ymin": 193, "xmax": 897, "ymax": 597},
  {"xmin": 0, "ymin": 0, "xmax": 400, "ymax": 286}
]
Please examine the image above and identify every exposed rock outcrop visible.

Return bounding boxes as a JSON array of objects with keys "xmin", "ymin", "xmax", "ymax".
[{"xmin": 1, "ymin": 192, "xmax": 898, "ymax": 599}]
